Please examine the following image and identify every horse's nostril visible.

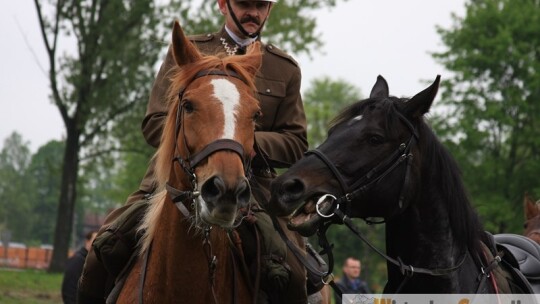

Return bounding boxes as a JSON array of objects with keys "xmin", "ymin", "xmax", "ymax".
[
  {"xmin": 201, "ymin": 176, "xmax": 225, "ymax": 202},
  {"xmin": 236, "ymin": 178, "xmax": 251, "ymax": 206},
  {"xmin": 281, "ymin": 178, "xmax": 305, "ymax": 199}
]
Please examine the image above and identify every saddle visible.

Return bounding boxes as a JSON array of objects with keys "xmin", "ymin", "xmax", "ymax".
[{"xmin": 494, "ymin": 233, "xmax": 540, "ymax": 294}]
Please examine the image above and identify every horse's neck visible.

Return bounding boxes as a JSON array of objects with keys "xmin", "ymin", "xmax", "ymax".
[
  {"xmin": 384, "ymin": 200, "xmax": 462, "ymax": 292},
  {"xmin": 140, "ymin": 198, "xmax": 250, "ymax": 302},
  {"xmin": 386, "ymin": 197, "xmax": 457, "ymax": 257}
]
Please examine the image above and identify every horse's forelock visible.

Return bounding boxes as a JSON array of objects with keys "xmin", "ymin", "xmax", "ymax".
[{"xmin": 328, "ymin": 97, "xmax": 403, "ymax": 137}]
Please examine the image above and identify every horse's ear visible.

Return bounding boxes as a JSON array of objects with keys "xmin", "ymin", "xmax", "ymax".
[
  {"xmin": 404, "ymin": 75, "xmax": 441, "ymax": 118},
  {"xmin": 171, "ymin": 20, "xmax": 202, "ymax": 67},
  {"xmin": 241, "ymin": 41, "xmax": 263, "ymax": 78},
  {"xmin": 369, "ymin": 75, "xmax": 389, "ymax": 99},
  {"xmin": 524, "ymin": 192, "xmax": 539, "ymax": 219}
]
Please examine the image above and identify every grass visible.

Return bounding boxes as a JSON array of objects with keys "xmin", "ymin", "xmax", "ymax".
[{"xmin": 0, "ymin": 268, "xmax": 63, "ymax": 304}]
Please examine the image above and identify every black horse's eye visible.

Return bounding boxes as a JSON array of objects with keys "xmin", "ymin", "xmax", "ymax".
[
  {"xmin": 368, "ymin": 135, "xmax": 384, "ymax": 145},
  {"xmin": 253, "ymin": 110, "xmax": 262, "ymax": 121},
  {"xmin": 182, "ymin": 100, "xmax": 194, "ymax": 113}
]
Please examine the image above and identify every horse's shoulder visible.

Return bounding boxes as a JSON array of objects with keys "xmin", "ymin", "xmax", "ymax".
[{"xmin": 264, "ymin": 43, "xmax": 299, "ymax": 67}]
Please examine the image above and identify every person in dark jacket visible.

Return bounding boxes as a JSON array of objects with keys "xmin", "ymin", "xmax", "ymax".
[
  {"xmin": 334, "ymin": 257, "xmax": 372, "ymax": 303},
  {"xmin": 61, "ymin": 231, "xmax": 97, "ymax": 304}
]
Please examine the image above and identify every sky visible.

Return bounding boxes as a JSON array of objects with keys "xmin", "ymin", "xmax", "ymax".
[{"xmin": 0, "ymin": 1, "xmax": 466, "ymax": 153}]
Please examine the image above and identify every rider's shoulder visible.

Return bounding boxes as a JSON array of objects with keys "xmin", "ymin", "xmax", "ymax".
[
  {"xmin": 189, "ymin": 33, "xmax": 215, "ymax": 43},
  {"xmin": 264, "ymin": 43, "xmax": 298, "ymax": 67}
]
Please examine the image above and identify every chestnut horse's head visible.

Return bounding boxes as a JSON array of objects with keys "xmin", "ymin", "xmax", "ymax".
[
  {"xmin": 150, "ymin": 21, "xmax": 261, "ymax": 229},
  {"xmin": 524, "ymin": 193, "xmax": 540, "ymax": 244}
]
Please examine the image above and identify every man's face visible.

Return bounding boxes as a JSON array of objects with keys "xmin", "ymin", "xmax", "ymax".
[
  {"xmin": 343, "ymin": 259, "xmax": 361, "ymax": 279},
  {"xmin": 218, "ymin": 0, "xmax": 272, "ymax": 38}
]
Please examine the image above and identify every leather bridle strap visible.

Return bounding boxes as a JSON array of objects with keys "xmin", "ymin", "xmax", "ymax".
[
  {"xmin": 305, "ymin": 149, "xmax": 348, "ymax": 194},
  {"xmin": 188, "ymin": 139, "xmax": 246, "ymax": 169},
  {"xmin": 305, "ymin": 106, "xmax": 419, "ymax": 218}
]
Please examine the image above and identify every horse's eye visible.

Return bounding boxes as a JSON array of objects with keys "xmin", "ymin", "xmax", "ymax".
[
  {"xmin": 253, "ymin": 110, "xmax": 262, "ymax": 121},
  {"xmin": 182, "ymin": 100, "xmax": 194, "ymax": 113},
  {"xmin": 368, "ymin": 135, "xmax": 384, "ymax": 145}
]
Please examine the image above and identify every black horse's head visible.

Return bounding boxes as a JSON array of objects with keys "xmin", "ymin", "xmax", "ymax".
[{"xmin": 268, "ymin": 75, "xmax": 440, "ymax": 236}]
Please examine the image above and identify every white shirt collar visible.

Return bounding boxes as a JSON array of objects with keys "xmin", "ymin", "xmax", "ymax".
[{"xmin": 225, "ymin": 26, "xmax": 257, "ymax": 47}]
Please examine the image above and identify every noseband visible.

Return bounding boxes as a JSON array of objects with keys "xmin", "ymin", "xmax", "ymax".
[
  {"xmin": 306, "ymin": 104, "xmax": 418, "ymax": 220},
  {"xmin": 166, "ymin": 69, "xmax": 252, "ymax": 217}
]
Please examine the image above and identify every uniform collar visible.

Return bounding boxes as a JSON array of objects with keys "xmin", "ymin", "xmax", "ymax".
[{"xmin": 218, "ymin": 26, "xmax": 262, "ymax": 56}]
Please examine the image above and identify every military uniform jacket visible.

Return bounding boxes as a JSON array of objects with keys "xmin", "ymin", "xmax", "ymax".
[{"xmin": 138, "ymin": 27, "xmax": 308, "ymax": 193}]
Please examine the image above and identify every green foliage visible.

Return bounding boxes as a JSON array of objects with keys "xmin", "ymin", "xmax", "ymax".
[
  {"xmin": 26, "ymin": 141, "xmax": 64, "ymax": 244},
  {"xmin": 0, "ymin": 133, "xmax": 33, "ymax": 242},
  {"xmin": 303, "ymin": 77, "xmax": 362, "ymax": 147},
  {"xmin": 0, "ymin": 136, "xmax": 63, "ymax": 245},
  {"xmin": 35, "ymin": 0, "xmax": 165, "ymax": 270},
  {"xmin": 432, "ymin": 0, "xmax": 540, "ymax": 233}
]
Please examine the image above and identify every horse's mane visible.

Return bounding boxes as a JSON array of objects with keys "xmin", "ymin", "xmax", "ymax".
[
  {"xmin": 138, "ymin": 47, "xmax": 260, "ymax": 254},
  {"xmin": 330, "ymin": 97, "xmax": 485, "ymax": 251}
]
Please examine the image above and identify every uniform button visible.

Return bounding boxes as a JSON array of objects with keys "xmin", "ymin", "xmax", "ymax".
[{"xmin": 266, "ymin": 89, "xmax": 271, "ymax": 93}]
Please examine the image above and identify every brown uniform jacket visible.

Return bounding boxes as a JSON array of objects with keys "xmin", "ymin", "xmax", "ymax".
[{"xmin": 137, "ymin": 27, "xmax": 308, "ymax": 197}]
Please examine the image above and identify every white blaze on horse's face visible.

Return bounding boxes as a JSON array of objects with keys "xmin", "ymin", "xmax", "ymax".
[
  {"xmin": 211, "ymin": 78, "xmax": 240, "ymax": 139},
  {"xmin": 195, "ymin": 78, "xmax": 243, "ymax": 227},
  {"xmin": 348, "ymin": 114, "xmax": 364, "ymax": 126}
]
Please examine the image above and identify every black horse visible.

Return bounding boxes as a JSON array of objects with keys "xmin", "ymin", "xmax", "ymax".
[{"xmin": 267, "ymin": 76, "xmax": 537, "ymax": 294}]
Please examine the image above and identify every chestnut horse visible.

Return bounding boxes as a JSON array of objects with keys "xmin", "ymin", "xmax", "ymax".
[
  {"xmin": 524, "ymin": 193, "xmax": 540, "ymax": 244},
  {"xmin": 268, "ymin": 76, "xmax": 536, "ymax": 294},
  {"xmin": 116, "ymin": 21, "xmax": 261, "ymax": 303}
]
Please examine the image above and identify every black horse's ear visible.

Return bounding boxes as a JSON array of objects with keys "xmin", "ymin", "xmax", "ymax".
[
  {"xmin": 369, "ymin": 75, "xmax": 389, "ymax": 99},
  {"xmin": 404, "ymin": 75, "xmax": 441, "ymax": 118}
]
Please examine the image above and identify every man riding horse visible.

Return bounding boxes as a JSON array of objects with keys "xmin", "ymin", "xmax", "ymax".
[{"xmin": 77, "ymin": 0, "xmax": 325, "ymax": 303}]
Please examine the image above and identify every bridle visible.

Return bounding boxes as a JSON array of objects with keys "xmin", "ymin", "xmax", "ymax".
[
  {"xmin": 303, "ymin": 102, "xmax": 469, "ymax": 296},
  {"xmin": 166, "ymin": 69, "xmax": 253, "ymax": 218},
  {"xmin": 307, "ymin": 102, "xmax": 419, "ymax": 221}
]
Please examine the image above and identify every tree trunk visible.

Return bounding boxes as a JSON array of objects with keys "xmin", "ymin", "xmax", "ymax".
[{"xmin": 48, "ymin": 126, "xmax": 80, "ymax": 272}]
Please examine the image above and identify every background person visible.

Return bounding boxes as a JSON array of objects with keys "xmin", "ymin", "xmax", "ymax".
[
  {"xmin": 334, "ymin": 257, "xmax": 371, "ymax": 303},
  {"xmin": 61, "ymin": 230, "xmax": 97, "ymax": 304}
]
